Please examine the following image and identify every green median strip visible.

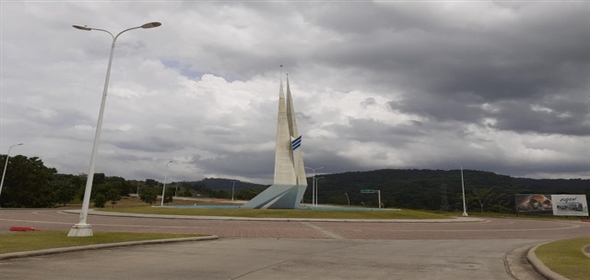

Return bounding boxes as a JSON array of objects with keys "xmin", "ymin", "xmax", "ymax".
[
  {"xmin": 0, "ymin": 231, "xmax": 206, "ymax": 254},
  {"xmin": 535, "ymin": 237, "xmax": 590, "ymax": 280},
  {"xmin": 97, "ymin": 206, "xmax": 451, "ymax": 219}
]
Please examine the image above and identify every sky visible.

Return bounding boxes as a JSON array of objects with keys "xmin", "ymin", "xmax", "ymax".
[{"xmin": 1, "ymin": 1, "xmax": 589, "ymax": 185}]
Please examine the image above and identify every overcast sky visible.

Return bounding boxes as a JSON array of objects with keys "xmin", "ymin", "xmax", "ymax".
[{"xmin": 1, "ymin": 1, "xmax": 589, "ymax": 184}]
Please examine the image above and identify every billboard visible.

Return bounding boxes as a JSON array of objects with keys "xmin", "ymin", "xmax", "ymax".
[
  {"xmin": 551, "ymin": 195, "xmax": 589, "ymax": 216},
  {"xmin": 516, "ymin": 194, "xmax": 553, "ymax": 215}
]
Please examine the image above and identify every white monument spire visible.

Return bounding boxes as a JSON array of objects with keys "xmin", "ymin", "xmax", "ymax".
[
  {"xmin": 242, "ymin": 68, "xmax": 308, "ymax": 209},
  {"xmin": 286, "ymin": 75, "xmax": 307, "ymax": 185}
]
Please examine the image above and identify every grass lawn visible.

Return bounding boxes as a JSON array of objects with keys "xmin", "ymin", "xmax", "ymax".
[
  {"xmin": 97, "ymin": 206, "xmax": 451, "ymax": 219},
  {"xmin": 85, "ymin": 196, "xmax": 449, "ymax": 219},
  {"xmin": 535, "ymin": 237, "xmax": 590, "ymax": 280},
  {"xmin": 0, "ymin": 231, "xmax": 204, "ymax": 254}
]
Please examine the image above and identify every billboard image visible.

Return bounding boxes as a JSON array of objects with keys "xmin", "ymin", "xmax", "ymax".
[
  {"xmin": 551, "ymin": 195, "xmax": 589, "ymax": 216},
  {"xmin": 516, "ymin": 194, "xmax": 553, "ymax": 215}
]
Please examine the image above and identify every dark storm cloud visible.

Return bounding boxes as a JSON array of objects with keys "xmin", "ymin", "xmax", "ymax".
[
  {"xmin": 487, "ymin": 100, "xmax": 589, "ymax": 136},
  {"xmin": 389, "ymin": 91, "xmax": 486, "ymax": 123},
  {"xmin": 2, "ymin": 1, "xmax": 588, "ymax": 182},
  {"xmin": 110, "ymin": 136, "xmax": 192, "ymax": 153},
  {"xmin": 326, "ymin": 118, "xmax": 427, "ymax": 148},
  {"xmin": 190, "ymin": 151, "xmax": 275, "ymax": 179},
  {"xmin": 294, "ymin": 2, "xmax": 590, "ymax": 136},
  {"xmin": 302, "ymin": 148, "xmax": 369, "ymax": 176}
]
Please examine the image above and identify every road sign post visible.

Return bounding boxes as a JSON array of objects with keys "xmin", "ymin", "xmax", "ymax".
[{"xmin": 360, "ymin": 189, "xmax": 381, "ymax": 208}]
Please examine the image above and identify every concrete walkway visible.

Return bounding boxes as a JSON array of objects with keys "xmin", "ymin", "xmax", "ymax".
[{"xmin": 2, "ymin": 209, "xmax": 584, "ymax": 279}]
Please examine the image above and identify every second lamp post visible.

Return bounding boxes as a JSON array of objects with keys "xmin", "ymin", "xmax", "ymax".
[{"xmin": 68, "ymin": 22, "xmax": 162, "ymax": 237}]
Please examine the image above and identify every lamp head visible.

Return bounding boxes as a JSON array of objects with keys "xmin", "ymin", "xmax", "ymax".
[
  {"xmin": 141, "ymin": 22, "xmax": 162, "ymax": 29},
  {"xmin": 72, "ymin": 25, "xmax": 91, "ymax": 31}
]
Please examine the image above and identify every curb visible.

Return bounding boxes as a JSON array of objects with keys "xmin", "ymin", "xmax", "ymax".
[
  {"xmin": 0, "ymin": 235, "xmax": 218, "ymax": 261},
  {"xmin": 527, "ymin": 242, "xmax": 569, "ymax": 280},
  {"xmin": 62, "ymin": 209, "xmax": 487, "ymax": 223}
]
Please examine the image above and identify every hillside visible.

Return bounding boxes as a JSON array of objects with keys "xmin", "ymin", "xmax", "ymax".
[
  {"xmin": 311, "ymin": 169, "xmax": 589, "ymax": 211},
  {"xmin": 177, "ymin": 169, "xmax": 589, "ymax": 212},
  {"xmin": 194, "ymin": 169, "xmax": 590, "ymax": 212}
]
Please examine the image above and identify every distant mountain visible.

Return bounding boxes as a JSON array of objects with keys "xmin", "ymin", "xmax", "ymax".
[
  {"xmin": 174, "ymin": 169, "xmax": 589, "ymax": 212},
  {"xmin": 178, "ymin": 178, "xmax": 268, "ymax": 191},
  {"xmin": 306, "ymin": 169, "xmax": 589, "ymax": 211}
]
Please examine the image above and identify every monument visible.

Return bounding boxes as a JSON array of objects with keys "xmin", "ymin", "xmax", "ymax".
[{"xmin": 242, "ymin": 75, "xmax": 308, "ymax": 209}]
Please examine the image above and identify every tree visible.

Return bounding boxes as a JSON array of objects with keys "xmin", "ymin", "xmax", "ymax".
[
  {"xmin": 93, "ymin": 173, "xmax": 106, "ymax": 185},
  {"xmin": 163, "ymin": 187, "xmax": 175, "ymax": 204},
  {"xmin": 107, "ymin": 188, "xmax": 121, "ymax": 208},
  {"xmin": 0, "ymin": 155, "xmax": 57, "ymax": 208},
  {"xmin": 105, "ymin": 176, "xmax": 131, "ymax": 197},
  {"xmin": 469, "ymin": 187, "xmax": 497, "ymax": 213},
  {"xmin": 236, "ymin": 188, "xmax": 262, "ymax": 200},
  {"xmin": 50, "ymin": 174, "xmax": 78, "ymax": 206},
  {"xmin": 180, "ymin": 189, "xmax": 192, "ymax": 197},
  {"xmin": 145, "ymin": 179, "xmax": 158, "ymax": 187},
  {"xmin": 140, "ymin": 187, "xmax": 158, "ymax": 205},
  {"xmin": 215, "ymin": 190, "xmax": 229, "ymax": 199},
  {"xmin": 93, "ymin": 193, "xmax": 107, "ymax": 208}
]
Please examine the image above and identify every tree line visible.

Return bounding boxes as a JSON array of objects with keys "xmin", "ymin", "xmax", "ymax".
[
  {"xmin": 0, "ymin": 154, "xmax": 264, "ymax": 208},
  {"xmin": 1, "ymin": 154, "xmax": 588, "ymax": 213},
  {"xmin": 308, "ymin": 169, "xmax": 590, "ymax": 213}
]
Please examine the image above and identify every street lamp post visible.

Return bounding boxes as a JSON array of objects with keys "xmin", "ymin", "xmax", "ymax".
[
  {"xmin": 344, "ymin": 192, "xmax": 350, "ymax": 206},
  {"xmin": 315, "ymin": 177, "xmax": 324, "ymax": 207},
  {"xmin": 305, "ymin": 166, "xmax": 323, "ymax": 206},
  {"xmin": 452, "ymin": 162, "xmax": 468, "ymax": 217},
  {"xmin": 160, "ymin": 160, "xmax": 173, "ymax": 207},
  {"xmin": 0, "ymin": 143, "xmax": 24, "ymax": 200},
  {"xmin": 231, "ymin": 181, "xmax": 238, "ymax": 201},
  {"xmin": 68, "ymin": 22, "xmax": 162, "ymax": 237}
]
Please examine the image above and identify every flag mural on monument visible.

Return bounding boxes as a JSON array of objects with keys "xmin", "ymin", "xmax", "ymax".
[{"xmin": 242, "ymin": 76, "xmax": 308, "ymax": 209}]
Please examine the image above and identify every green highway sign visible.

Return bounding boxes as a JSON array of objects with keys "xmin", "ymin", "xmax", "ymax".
[{"xmin": 360, "ymin": 189, "xmax": 376, "ymax": 194}]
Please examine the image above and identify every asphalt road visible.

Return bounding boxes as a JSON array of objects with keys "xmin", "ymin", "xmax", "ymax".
[{"xmin": 1, "ymin": 209, "xmax": 588, "ymax": 280}]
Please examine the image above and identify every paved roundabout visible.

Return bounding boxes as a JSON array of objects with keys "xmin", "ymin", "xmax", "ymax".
[{"xmin": 1, "ymin": 209, "xmax": 588, "ymax": 279}]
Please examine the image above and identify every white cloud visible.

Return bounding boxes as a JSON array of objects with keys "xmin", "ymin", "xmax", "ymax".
[{"xmin": 1, "ymin": 1, "xmax": 588, "ymax": 184}]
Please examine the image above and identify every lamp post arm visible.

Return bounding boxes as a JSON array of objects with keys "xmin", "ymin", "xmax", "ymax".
[
  {"xmin": 0, "ymin": 143, "xmax": 23, "ymax": 197},
  {"xmin": 114, "ymin": 26, "xmax": 142, "ymax": 41}
]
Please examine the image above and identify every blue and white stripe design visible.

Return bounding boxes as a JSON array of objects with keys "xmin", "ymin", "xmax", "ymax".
[{"xmin": 291, "ymin": 135, "xmax": 302, "ymax": 150}]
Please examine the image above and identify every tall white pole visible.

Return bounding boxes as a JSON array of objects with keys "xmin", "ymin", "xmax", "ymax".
[
  {"xmin": 453, "ymin": 162, "xmax": 468, "ymax": 217},
  {"xmin": 314, "ymin": 177, "xmax": 317, "ymax": 206},
  {"xmin": 68, "ymin": 22, "xmax": 161, "ymax": 237},
  {"xmin": 160, "ymin": 160, "xmax": 173, "ymax": 207},
  {"xmin": 345, "ymin": 192, "xmax": 350, "ymax": 206},
  {"xmin": 312, "ymin": 175, "xmax": 316, "ymax": 206},
  {"xmin": 231, "ymin": 181, "xmax": 237, "ymax": 201},
  {"xmin": 305, "ymin": 166, "xmax": 323, "ymax": 207},
  {"xmin": 315, "ymin": 177, "xmax": 323, "ymax": 207},
  {"xmin": 0, "ymin": 143, "xmax": 24, "ymax": 199}
]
